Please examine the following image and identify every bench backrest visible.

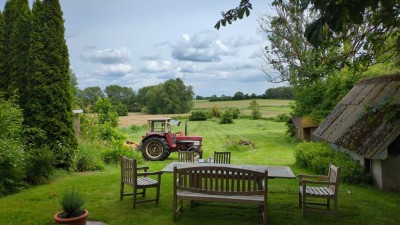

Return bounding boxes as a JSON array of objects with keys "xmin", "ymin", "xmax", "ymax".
[{"xmin": 174, "ymin": 166, "xmax": 267, "ymax": 196}]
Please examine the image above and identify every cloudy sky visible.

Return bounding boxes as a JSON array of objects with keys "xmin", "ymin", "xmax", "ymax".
[{"xmin": 1, "ymin": 0, "xmax": 281, "ymax": 96}]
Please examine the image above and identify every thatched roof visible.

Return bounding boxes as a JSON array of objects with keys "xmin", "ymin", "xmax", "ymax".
[{"xmin": 313, "ymin": 73, "xmax": 400, "ymax": 159}]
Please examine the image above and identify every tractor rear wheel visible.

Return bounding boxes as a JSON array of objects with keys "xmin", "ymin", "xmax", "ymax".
[{"xmin": 141, "ymin": 137, "xmax": 169, "ymax": 161}]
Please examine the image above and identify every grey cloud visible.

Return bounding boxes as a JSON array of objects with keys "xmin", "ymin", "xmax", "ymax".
[{"xmin": 80, "ymin": 47, "xmax": 131, "ymax": 64}]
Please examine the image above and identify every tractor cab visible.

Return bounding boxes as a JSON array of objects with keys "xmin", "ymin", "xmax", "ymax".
[{"xmin": 146, "ymin": 118, "xmax": 181, "ymax": 133}]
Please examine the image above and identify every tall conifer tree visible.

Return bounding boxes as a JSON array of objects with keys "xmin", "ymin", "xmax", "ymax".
[
  {"xmin": 0, "ymin": 11, "xmax": 6, "ymax": 94},
  {"xmin": 3, "ymin": 0, "xmax": 31, "ymax": 103},
  {"xmin": 26, "ymin": 0, "xmax": 77, "ymax": 168}
]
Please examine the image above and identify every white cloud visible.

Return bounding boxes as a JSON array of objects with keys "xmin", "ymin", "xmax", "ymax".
[
  {"xmin": 140, "ymin": 60, "xmax": 173, "ymax": 73},
  {"xmin": 80, "ymin": 47, "xmax": 132, "ymax": 64},
  {"xmin": 95, "ymin": 64, "xmax": 133, "ymax": 77},
  {"xmin": 171, "ymin": 31, "xmax": 236, "ymax": 62}
]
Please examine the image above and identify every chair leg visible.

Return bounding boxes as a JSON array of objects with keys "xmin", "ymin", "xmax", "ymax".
[
  {"xmin": 156, "ymin": 185, "xmax": 161, "ymax": 205},
  {"xmin": 173, "ymin": 194, "xmax": 177, "ymax": 221},
  {"xmin": 327, "ymin": 198, "xmax": 330, "ymax": 210},
  {"xmin": 301, "ymin": 193, "xmax": 306, "ymax": 217},
  {"xmin": 120, "ymin": 182, "xmax": 124, "ymax": 201},
  {"xmin": 298, "ymin": 191, "xmax": 301, "ymax": 208},
  {"xmin": 142, "ymin": 187, "xmax": 146, "ymax": 197},
  {"xmin": 133, "ymin": 187, "xmax": 137, "ymax": 209},
  {"xmin": 333, "ymin": 198, "xmax": 338, "ymax": 219}
]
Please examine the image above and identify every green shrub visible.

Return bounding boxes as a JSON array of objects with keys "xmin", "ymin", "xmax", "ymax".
[
  {"xmin": 295, "ymin": 142, "xmax": 372, "ymax": 184},
  {"xmin": 72, "ymin": 141, "xmax": 105, "ymax": 172},
  {"xmin": 220, "ymin": 110, "xmax": 234, "ymax": 124},
  {"xmin": 225, "ymin": 108, "xmax": 241, "ymax": 119},
  {"xmin": 79, "ymin": 114, "xmax": 99, "ymax": 140},
  {"xmin": 211, "ymin": 105, "xmax": 222, "ymax": 118},
  {"xmin": 25, "ymin": 147, "xmax": 55, "ymax": 185},
  {"xmin": 98, "ymin": 123, "xmax": 127, "ymax": 142},
  {"xmin": 274, "ymin": 113, "xmax": 290, "ymax": 122},
  {"xmin": 249, "ymin": 100, "xmax": 262, "ymax": 120},
  {"xmin": 0, "ymin": 98, "xmax": 26, "ymax": 195},
  {"xmin": 189, "ymin": 111, "xmax": 207, "ymax": 121},
  {"xmin": 102, "ymin": 142, "xmax": 142, "ymax": 164}
]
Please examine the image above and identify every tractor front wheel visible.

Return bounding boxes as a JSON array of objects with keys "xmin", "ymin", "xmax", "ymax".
[{"xmin": 141, "ymin": 137, "xmax": 169, "ymax": 161}]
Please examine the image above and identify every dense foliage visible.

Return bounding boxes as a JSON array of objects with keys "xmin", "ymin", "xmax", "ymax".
[
  {"xmin": 189, "ymin": 111, "xmax": 208, "ymax": 121},
  {"xmin": 295, "ymin": 142, "xmax": 372, "ymax": 184},
  {"xmin": 137, "ymin": 78, "xmax": 194, "ymax": 114},
  {"xmin": 0, "ymin": 98, "xmax": 25, "ymax": 196},
  {"xmin": 264, "ymin": 86, "xmax": 293, "ymax": 99},
  {"xmin": 24, "ymin": 0, "xmax": 77, "ymax": 168}
]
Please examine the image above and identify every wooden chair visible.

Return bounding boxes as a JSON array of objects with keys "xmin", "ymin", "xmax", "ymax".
[
  {"xmin": 120, "ymin": 156, "xmax": 163, "ymax": 208},
  {"xmin": 298, "ymin": 164, "xmax": 340, "ymax": 218},
  {"xmin": 213, "ymin": 151, "xmax": 231, "ymax": 164},
  {"xmin": 178, "ymin": 151, "xmax": 195, "ymax": 162}
]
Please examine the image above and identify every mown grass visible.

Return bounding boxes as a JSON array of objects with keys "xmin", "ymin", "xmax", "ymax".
[{"xmin": 1, "ymin": 119, "xmax": 400, "ymax": 225}]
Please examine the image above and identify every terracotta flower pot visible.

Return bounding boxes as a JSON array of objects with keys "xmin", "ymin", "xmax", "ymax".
[{"xmin": 54, "ymin": 209, "xmax": 89, "ymax": 225}]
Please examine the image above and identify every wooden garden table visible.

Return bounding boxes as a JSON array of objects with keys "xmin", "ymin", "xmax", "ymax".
[{"xmin": 161, "ymin": 162, "xmax": 296, "ymax": 179}]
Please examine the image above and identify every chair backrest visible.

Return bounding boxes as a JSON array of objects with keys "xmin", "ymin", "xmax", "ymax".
[
  {"xmin": 327, "ymin": 164, "xmax": 340, "ymax": 194},
  {"xmin": 121, "ymin": 156, "xmax": 137, "ymax": 186},
  {"xmin": 178, "ymin": 151, "xmax": 195, "ymax": 162},
  {"xmin": 214, "ymin": 151, "xmax": 231, "ymax": 164}
]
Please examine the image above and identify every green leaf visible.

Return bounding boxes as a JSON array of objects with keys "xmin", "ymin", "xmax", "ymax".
[
  {"xmin": 238, "ymin": 8, "xmax": 245, "ymax": 19},
  {"xmin": 214, "ymin": 21, "xmax": 221, "ymax": 30},
  {"xmin": 221, "ymin": 19, "xmax": 226, "ymax": 26},
  {"xmin": 245, "ymin": 8, "xmax": 250, "ymax": 17},
  {"xmin": 304, "ymin": 18, "xmax": 323, "ymax": 47}
]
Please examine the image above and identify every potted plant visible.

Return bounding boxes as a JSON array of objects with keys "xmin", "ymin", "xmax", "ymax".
[{"xmin": 54, "ymin": 188, "xmax": 89, "ymax": 225}]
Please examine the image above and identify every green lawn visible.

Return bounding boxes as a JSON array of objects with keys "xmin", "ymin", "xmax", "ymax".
[{"xmin": 1, "ymin": 119, "xmax": 400, "ymax": 225}]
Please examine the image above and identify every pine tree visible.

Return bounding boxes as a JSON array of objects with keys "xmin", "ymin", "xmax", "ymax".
[
  {"xmin": 0, "ymin": 11, "xmax": 6, "ymax": 94},
  {"xmin": 26, "ymin": 0, "xmax": 77, "ymax": 168},
  {"xmin": 3, "ymin": 0, "xmax": 31, "ymax": 103}
]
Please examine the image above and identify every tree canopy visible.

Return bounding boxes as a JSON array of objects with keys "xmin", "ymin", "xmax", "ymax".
[
  {"xmin": 136, "ymin": 78, "xmax": 194, "ymax": 114},
  {"xmin": 221, "ymin": 0, "xmax": 400, "ymax": 73}
]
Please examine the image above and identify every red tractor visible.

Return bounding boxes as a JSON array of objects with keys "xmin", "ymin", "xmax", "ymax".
[{"xmin": 140, "ymin": 118, "xmax": 203, "ymax": 161}]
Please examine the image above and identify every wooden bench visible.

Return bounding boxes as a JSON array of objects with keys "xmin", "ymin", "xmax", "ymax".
[{"xmin": 173, "ymin": 166, "xmax": 268, "ymax": 225}]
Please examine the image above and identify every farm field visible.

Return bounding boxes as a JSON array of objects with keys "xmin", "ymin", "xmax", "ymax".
[
  {"xmin": 119, "ymin": 99, "xmax": 292, "ymax": 126},
  {"xmin": 1, "ymin": 119, "xmax": 400, "ymax": 225}
]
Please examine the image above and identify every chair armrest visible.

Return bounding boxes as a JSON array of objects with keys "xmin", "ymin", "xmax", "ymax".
[
  {"xmin": 137, "ymin": 166, "xmax": 149, "ymax": 172},
  {"xmin": 300, "ymin": 179, "xmax": 336, "ymax": 186},
  {"xmin": 138, "ymin": 171, "xmax": 163, "ymax": 180}
]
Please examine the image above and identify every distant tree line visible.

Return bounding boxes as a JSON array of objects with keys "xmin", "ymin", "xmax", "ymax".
[
  {"xmin": 195, "ymin": 86, "xmax": 293, "ymax": 102},
  {"xmin": 74, "ymin": 78, "xmax": 194, "ymax": 115}
]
